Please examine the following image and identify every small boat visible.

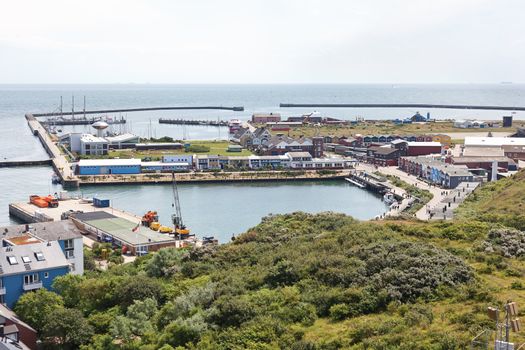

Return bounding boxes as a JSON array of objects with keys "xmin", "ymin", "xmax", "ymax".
[
  {"xmin": 80, "ymin": 197, "xmax": 93, "ymax": 203},
  {"xmin": 383, "ymin": 192, "xmax": 397, "ymax": 206}
]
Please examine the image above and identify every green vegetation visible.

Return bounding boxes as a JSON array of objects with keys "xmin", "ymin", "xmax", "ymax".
[
  {"xmin": 384, "ymin": 174, "xmax": 434, "ymax": 214},
  {"xmin": 14, "ymin": 204, "xmax": 525, "ymax": 349},
  {"xmin": 285, "ymin": 120, "xmax": 523, "ymax": 139},
  {"xmin": 456, "ymin": 170, "xmax": 525, "ymax": 230}
]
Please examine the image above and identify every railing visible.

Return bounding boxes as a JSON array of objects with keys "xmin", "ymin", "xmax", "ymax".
[
  {"xmin": 22, "ymin": 282, "xmax": 43, "ymax": 291},
  {"xmin": 0, "ymin": 287, "xmax": 6, "ymax": 295}
]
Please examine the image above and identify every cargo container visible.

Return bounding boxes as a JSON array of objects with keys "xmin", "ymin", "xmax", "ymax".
[{"xmin": 93, "ymin": 198, "xmax": 110, "ymax": 208}]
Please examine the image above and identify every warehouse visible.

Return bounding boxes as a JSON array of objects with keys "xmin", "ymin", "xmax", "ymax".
[
  {"xmin": 77, "ymin": 159, "xmax": 141, "ymax": 175},
  {"xmin": 71, "ymin": 212, "xmax": 177, "ymax": 255},
  {"xmin": 406, "ymin": 142, "xmax": 442, "ymax": 156}
]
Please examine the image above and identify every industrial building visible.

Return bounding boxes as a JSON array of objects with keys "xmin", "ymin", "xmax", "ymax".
[
  {"xmin": 251, "ymin": 113, "xmax": 281, "ymax": 123},
  {"xmin": 105, "ymin": 133, "xmax": 141, "ymax": 149},
  {"xmin": 80, "ymin": 134, "xmax": 109, "ymax": 156},
  {"xmin": 77, "ymin": 158, "xmax": 142, "ymax": 175},
  {"xmin": 71, "ymin": 211, "xmax": 177, "ymax": 255}
]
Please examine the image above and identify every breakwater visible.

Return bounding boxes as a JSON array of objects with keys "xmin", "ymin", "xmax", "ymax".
[
  {"xmin": 0, "ymin": 159, "xmax": 52, "ymax": 168},
  {"xmin": 33, "ymin": 105, "xmax": 244, "ymax": 117},
  {"xmin": 159, "ymin": 118, "xmax": 228, "ymax": 126},
  {"xmin": 280, "ymin": 103, "xmax": 525, "ymax": 111}
]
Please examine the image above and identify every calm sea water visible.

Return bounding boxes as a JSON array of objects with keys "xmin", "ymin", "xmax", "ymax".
[{"xmin": 1, "ymin": 84, "xmax": 524, "ymax": 240}]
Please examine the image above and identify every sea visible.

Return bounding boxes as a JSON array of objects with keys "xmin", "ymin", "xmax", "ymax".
[{"xmin": 1, "ymin": 84, "xmax": 524, "ymax": 241}]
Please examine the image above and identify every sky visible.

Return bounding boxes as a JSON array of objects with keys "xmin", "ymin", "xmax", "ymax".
[{"xmin": 0, "ymin": 0, "xmax": 524, "ymax": 84}]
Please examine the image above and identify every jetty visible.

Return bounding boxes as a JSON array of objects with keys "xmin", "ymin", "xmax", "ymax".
[
  {"xmin": 26, "ymin": 113, "xmax": 80, "ymax": 188},
  {"xmin": 346, "ymin": 171, "xmax": 390, "ymax": 194},
  {"xmin": 159, "ymin": 118, "xmax": 228, "ymax": 126},
  {"xmin": 33, "ymin": 105, "xmax": 244, "ymax": 117},
  {"xmin": 0, "ymin": 159, "xmax": 52, "ymax": 168},
  {"xmin": 280, "ymin": 103, "xmax": 525, "ymax": 111},
  {"xmin": 41, "ymin": 116, "xmax": 126, "ymax": 126}
]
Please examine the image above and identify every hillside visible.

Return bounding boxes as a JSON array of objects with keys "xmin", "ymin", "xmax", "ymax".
[
  {"xmin": 12, "ymin": 211, "xmax": 525, "ymax": 349},
  {"xmin": 456, "ymin": 169, "xmax": 525, "ymax": 230}
]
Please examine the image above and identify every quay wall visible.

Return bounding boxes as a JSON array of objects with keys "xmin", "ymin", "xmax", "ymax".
[
  {"xmin": 77, "ymin": 170, "xmax": 351, "ymax": 186},
  {"xmin": 8, "ymin": 204, "xmax": 53, "ymax": 223},
  {"xmin": 0, "ymin": 159, "xmax": 52, "ymax": 168}
]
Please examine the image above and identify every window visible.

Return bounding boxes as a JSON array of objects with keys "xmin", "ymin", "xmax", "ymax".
[
  {"xmin": 24, "ymin": 273, "xmax": 40, "ymax": 285},
  {"xmin": 34, "ymin": 252, "xmax": 45, "ymax": 261},
  {"xmin": 44, "ymin": 272, "xmax": 49, "ymax": 278},
  {"xmin": 21, "ymin": 256, "xmax": 31, "ymax": 263},
  {"xmin": 64, "ymin": 239, "xmax": 74, "ymax": 250},
  {"xmin": 65, "ymin": 250, "xmax": 75, "ymax": 259},
  {"xmin": 7, "ymin": 256, "xmax": 17, "ymax": 265},
  {"xmin": 69, "ymin": 263, "xmax": 75, "ymax": 272}
]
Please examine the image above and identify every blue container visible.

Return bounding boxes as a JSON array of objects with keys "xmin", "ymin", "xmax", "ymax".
[{"xmin": 93, "ymin": 197, "xmax": 110, "ymax": 208}]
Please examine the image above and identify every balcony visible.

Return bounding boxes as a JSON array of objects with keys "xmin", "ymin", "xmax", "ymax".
[
  {"xmin": 0, "ymin": 287, "xmax": 5, "ymax": 295},
  {"xmin": 23, "ymin": 282, "xmax": 43, "ymax": 291}
]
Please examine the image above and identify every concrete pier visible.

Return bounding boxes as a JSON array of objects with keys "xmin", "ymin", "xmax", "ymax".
[
  {"xmin": 0, "ymin": 159, "xmax": 52, "ymax": 168},
  {"xmin": 9, "ymin": 198, "xmax": 141, "ymax": 224},
  {"xmin": 25, "ymin": 113, "xmax": 79, "ymax": 188},
  {"xmin": 280, "ymin": 103, "xmax": 525, "ymax": 111},
  {"xmin": 33, "ymin": 105, "xmax": 244, "ymax": 117}
]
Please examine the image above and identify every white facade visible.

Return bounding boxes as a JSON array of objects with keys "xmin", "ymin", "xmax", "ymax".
[
  {"xmin": 69, "ymin": 237, "xmax": 84, "ymax": 275},
  {"xmin": 80, "ymin": 134, "xmax": 109, "ymax": 156}
]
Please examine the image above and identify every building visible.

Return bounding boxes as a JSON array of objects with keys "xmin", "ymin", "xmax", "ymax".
[
  {"xmin": 105, "ymin": 133, "xmax": 140, "ymax": 149},
  {"xmin": 503, "ymin": 116, "xmax": 513, "ymax": 127},
  {"xmin": 0, "ymin": 242, "xmax": 69, "ymax": 308},
  {"xmin": 399, "ymin": 156, "xmax": 474, "ymax": 188},
  {"xmin": 503, "ymin": 145, "xmax": 525, "ymax": 161},
  {"xmin": 227, "ymin": 145, "xmax": 243, "ymax": 152},
  {"xmin": 141, "ymin": 162, "xmax": 191, "ymax": 172},
  {"xmin": 406, "ymin": 142, "xmax": 442, "ymax": 156},
  {"xmin": 77, "ymin": 159, "xmax": 141, "ymax": 175},
  {"xmin": 71, "ymin": 211, "xmax": 178, "ymax": 255},
  {"xmin": 162, "ymin": 155, "xmax": 193, "ymax": 164},
  {"xmin": 453, "ymin": 119, "xmax": 487, "ymax": 129},
  {"xmin": 0, "ymin": 303, "xmax": 38, "ymax": 349},
  {"xmin": 80, "ymin": 134, "xmax": 109, "ymax": 156},
  {"xmin": 373, "ymin": 148, "xmax": 400, "ymax": 166},
  {"xmin": 0, "ymin": 220, "xmax": 84, "ymax": 276},
  {"xmin": 252, "ymin": 113, "xmax": 281, "ymax": 124},
  {"xmin": 464, "ymin": 137, "xmax": 525, "ymax": 148},
  {"xmin": 262, "ymin": 135, "xmax": 322, "ymax": 157},
  {"xmin": 451, "ymin": 156, "xmax": 516, "ymax": 172}
]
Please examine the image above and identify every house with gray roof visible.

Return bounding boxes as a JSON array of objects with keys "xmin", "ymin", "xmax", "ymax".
[{"xmin": 0, "ymin": 242, "xmax": 69, "ymax": 308}]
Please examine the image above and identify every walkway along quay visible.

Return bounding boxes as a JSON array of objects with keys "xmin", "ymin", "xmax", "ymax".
[
  {"xmin": 25, "ymin": 113, "xmax": 80, "ymax": 188},
  {"xmin": 76, "ymin": 169, "xmax": 351, "ymax": 186},
  {"xmin": 280, "ymin": 103, "xmax": 525, "ymax": 111},
  {"xmin": 32, "ymin": 105, "xmax": 244, "ymax": 117},
  {"xmin": 159, "ymin": 118, "xmax": 228, "ymax": 126}
]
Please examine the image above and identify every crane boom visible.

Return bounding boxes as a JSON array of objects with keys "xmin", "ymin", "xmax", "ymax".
[{"xmin": 171, "ymin": 172, "xmax": 184, "ymax": 229}]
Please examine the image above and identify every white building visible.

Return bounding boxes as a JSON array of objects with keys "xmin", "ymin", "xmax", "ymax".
[
  {"xmin": 80, "ymin": 134, "xmax": 109, "ymax": 156},
  {"xmin": 454, "ymin": 119, "xmax": 487, "ymax": 129},
  {"xmin": 105, "ymin": 133, "xmax": 140, "ymax": 149}
]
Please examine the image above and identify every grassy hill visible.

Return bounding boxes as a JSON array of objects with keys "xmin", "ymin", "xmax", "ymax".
[
  {"xmin": 456, "ymin": 169, "xmax": 525, "ymax": 230},
  {"xmin": 14, "ymin": 209, "xmax": 525, "ymax": 349}
]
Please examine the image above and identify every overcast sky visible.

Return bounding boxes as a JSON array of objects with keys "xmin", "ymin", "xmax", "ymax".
[{"xmin": 1, "ymin": 0, "xmax": 524, "ymax": 84}]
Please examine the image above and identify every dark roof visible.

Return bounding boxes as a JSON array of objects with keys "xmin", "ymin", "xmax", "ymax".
[
  {"xmin": 72, "ymin": 211, "xmax": 117, "ymax": 222},
  {"xmin": 0, "ymin": 220, "xmax": 82, "ymax": 241},
  {"xmin": 374, "ymin": 148, "xmax": 399, "ymax": 155}
]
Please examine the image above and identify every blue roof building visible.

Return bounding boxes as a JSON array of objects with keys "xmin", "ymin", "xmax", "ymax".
[{"xmin": 0, "ymin": 242, "xmax": 69, "ymax": 308}]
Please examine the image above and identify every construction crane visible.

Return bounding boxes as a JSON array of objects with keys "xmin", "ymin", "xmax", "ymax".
[{"xmin": 171, "ymin": 172, "xmax": 190, "ymax": 237}]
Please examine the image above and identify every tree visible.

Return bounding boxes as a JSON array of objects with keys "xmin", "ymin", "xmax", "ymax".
[
  {"xmin": 53, "ymin": 274, "xmax": 84, "ymax": 308},
  {"xmin": 116, "ymin": 275, "xmax": 163, "ymax": 308},
  {"xmin": 14, "ymin": 289, "xmax": 64, "ymax": 332},
  {"xmin": 42, "ymin": 308, "xmax": 94, "ymax": 349},
  {"xmin": 145, "ymin": 248, "xmax": 186, "ymax": 278}
]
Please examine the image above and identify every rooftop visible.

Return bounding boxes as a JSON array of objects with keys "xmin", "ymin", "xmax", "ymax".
[
  {"xmin": 407, "ymin": 141, "xmax": 442, "ymax": 147},
  {"xmin": 464, "ymin": 137, "xmax": 525, "ymax": 147},
  {"xmin": 0, "ymin": 242, "xmax": 69, "ymax": 277},
  {"xmin": 105, "ymin": 133, "xmax": 139, "ymax": 143},
  {"xmin": 76, "ymin": 212, "xmax": 176, "ymax": 247},
  {"xmin": 286, "ymin": 151, "xmax": 313, "ymax": 158},
  {"xmin": 80, "ymin": 134, "xmax": 107, "ymax": 143},
  {"xmin": 0, "ymin": 220, "xmax": 83, "ymax": 242},
  {"xmin": 78, "ymin": 158, "xmax": 141, "ymax": 167}
]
